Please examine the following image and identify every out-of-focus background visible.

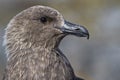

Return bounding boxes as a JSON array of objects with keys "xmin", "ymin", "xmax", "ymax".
[{"xmin": 0, "ymin": 0, "xmax": 120, "ymax": 80}]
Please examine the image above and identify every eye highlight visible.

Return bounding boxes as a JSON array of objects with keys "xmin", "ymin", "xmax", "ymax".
[{"xmin": 40, "ymin": 17, "xmax": 47, "ymax": 23}]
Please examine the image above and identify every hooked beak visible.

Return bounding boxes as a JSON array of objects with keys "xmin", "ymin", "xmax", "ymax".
[{"xmin": 60, "ymin": 20, "xmax": 89, "ymax": 39}]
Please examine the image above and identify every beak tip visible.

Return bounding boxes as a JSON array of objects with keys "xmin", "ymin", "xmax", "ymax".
[
  {"xmin": 86, "ymin": 30, "xmax": 90, "ymax": 39},
  {"xmin": 81, "ymin": 26, "xmax": 90, "ymax": 39},
  {"xmin": 87, "ymin": 34, "xmax": 89, "ymax": 39}
]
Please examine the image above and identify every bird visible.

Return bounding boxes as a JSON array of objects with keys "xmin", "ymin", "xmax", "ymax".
[{"xmin": 3, "ymin": 5, "xmax": 89, "ymax": 80}]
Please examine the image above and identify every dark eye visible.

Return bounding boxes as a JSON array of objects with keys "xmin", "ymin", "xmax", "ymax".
[{"xmin": 40, "ymin": 17, "xmax": 47, "ymax": 23}]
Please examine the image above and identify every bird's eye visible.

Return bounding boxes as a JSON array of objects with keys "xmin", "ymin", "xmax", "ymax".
[{"xmin": 40, "ymin": 17, "xmax": 47, "ymax": 23}]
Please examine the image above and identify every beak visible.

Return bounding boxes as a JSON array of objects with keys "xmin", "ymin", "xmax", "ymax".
[{"xmin": 60, "ymin": 20, "xmax": 89, "ymax": 39}]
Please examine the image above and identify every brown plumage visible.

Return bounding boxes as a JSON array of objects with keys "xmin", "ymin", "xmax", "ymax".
[{"xmin": 3, "ymin": 5, "xmax": 89, "ymax": 80}]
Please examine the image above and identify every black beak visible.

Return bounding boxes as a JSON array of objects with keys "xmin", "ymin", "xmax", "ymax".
[{"xmin": 60, "ymin": 20, "xmax": 89, "ymax": 39}]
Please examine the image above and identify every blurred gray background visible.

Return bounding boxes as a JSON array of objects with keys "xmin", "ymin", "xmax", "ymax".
[{"xmin": 0, "ymin": 0, "xmax": 120, "ymax": 80}]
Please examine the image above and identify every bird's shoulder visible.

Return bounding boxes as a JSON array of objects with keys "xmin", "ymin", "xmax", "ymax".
[{"xmin": 51, "ymin": 48, "xmax": 75, "ymax": 79}]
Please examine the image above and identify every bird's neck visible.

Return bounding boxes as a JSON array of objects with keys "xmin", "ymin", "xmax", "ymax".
[
  {"xmin": 5, "ymin": 32, "xmax": 71, "ymax": 79},
  {"xmin": 6, "ymin": 33, "xmax": 65, "ymax": 62},
  {"xmin": 6, "ymin": 43, "xmax": 59, "ymax": 79}
]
